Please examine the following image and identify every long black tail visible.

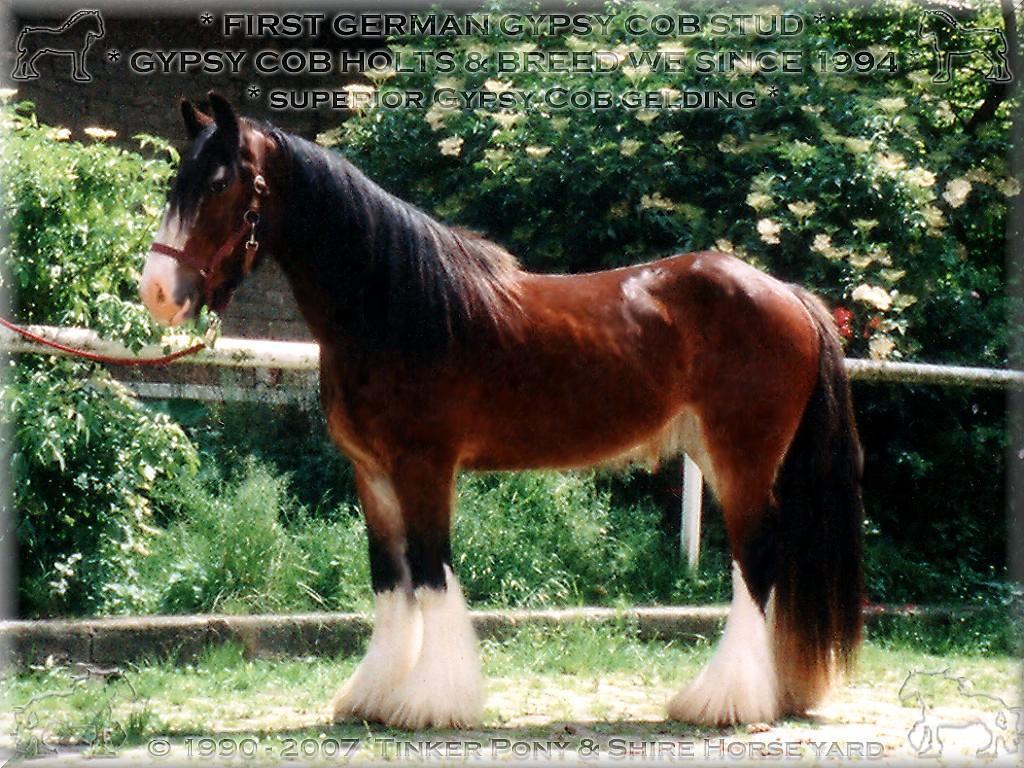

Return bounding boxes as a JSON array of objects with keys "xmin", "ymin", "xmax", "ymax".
[{"xmin": 771, "ymin": 286, "xmax": 865, "ymax": 713}]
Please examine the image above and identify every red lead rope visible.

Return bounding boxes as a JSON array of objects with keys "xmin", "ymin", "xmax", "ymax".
[{"xmin": 0, "ymin": 315, "xmax": 205, "ymax": 366}]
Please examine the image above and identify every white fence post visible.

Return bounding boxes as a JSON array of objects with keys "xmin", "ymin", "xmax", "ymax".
[{"xmin": 680, "ymin": 454, "xmax": 703, "ymax": 571}]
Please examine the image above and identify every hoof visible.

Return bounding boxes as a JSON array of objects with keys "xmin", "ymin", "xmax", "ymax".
[
  {"xmin": 330, "ymin": 568, "xmax": 484, "ymax": 730},
  {"xmin": 384, "ymin": 568, "xmax": 484, "ymax": 730}
]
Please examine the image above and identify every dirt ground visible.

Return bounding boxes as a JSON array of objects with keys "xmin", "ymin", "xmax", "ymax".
[{"xmin": 3, "ymin": 658, "xmax": 1020, "ymax": 766}]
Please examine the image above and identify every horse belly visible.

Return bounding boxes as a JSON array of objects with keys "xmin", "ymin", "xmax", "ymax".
[
  {"xmin": 457, "ymin": 339, "xmax": 700, "ymax": 471},
  {"xmin": 461, "ymin": 395, "xmax": 710, "ymax": 474}
]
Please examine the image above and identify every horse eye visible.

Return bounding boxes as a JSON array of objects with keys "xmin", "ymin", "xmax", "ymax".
[{"xmin": 209, "ymin": 178, "xmax": 229, "ymax": 193}]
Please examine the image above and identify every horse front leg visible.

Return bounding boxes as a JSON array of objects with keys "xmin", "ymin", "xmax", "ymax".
[
  {"xmin": 331, "ymin": 468, "xmax": 422, "ymax": 724},
  {"xmin": 72, "ymin": 51, "xmax": 91, "ymax": 82},
  {"xmin": 385, "ymin": 453, "xmax": 484, "ymax": 730}
]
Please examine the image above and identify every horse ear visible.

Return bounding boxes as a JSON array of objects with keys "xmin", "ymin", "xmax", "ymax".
[
  {"xmin": 180, "ymin": 99, "xmax": 211, "ymax": 140},
  {"xmin": 207, "ymin": 91, "xmax": 240, "ymax": 147}
]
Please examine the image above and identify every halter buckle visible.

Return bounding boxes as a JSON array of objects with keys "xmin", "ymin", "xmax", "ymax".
[{"xmin": 244, "ymin": 209, "xmax": 260, "ymax": 250}]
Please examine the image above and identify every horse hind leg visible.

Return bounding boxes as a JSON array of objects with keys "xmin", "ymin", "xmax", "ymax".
[
  {"xmin": 331, "ymin": 470, "xmax": 423, "ymax": 724},
  {"xmin": 661, "ymin": 405, "xmax": 782, "ymax": 724},
  {"xmin": 671, "ymin": 297, "xmax": 865, "ymax": 725},
  {"xmin": 991, "ymin": 50, "xmax": 1012, "ymax": 82},
  {"xmin": 667, "ymin": 535, "xmax": 781, "ymax": 726}
]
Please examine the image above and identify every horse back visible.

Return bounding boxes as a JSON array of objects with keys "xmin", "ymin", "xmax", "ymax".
[
  {"xmin": 464, "ymin": 251, "xmax": 817, "ymax": 466},
  {"xmin": 318, "ymin": 250, "xmax": 820, "ymax": 473}
]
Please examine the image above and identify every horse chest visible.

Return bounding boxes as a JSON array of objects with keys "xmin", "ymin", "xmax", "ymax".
[
  {"xmin": 319, "ymin": 362, "xmax": 449, "ymax": 466},
  {"xmin": 319, "ymin": 366, "xmax": 387, "ymax": 466}
]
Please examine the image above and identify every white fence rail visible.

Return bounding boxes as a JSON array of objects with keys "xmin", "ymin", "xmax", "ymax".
[
  {"xmin": 4, "ymin": 324, "xmax": 1022, "ymax": 571},
  {"xmin": 4, "ymin": 324, "xmax": 1023, "ymax": 387}
]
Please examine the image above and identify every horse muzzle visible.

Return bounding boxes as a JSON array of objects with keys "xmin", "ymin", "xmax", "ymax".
[{"xmin": 139, "ymin": 249, "xmax": 202, "ymax": 326}]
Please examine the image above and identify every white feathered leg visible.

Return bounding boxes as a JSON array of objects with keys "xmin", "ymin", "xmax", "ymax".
[
  {"xmin": 668, "ymin": 561, "xmax": 779, "ymax": 725},
  {"xmin": 331, "ymin": 589, "xmax": 423, "ymax": 723},
  {"xmin": 386, "ymin": 566, "xmax": 484, "ymax": 729}
]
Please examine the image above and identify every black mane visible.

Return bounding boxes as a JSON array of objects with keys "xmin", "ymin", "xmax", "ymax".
[{"xmin": 267, "ymin": 126, "xmax": 521, "ymax": 359}]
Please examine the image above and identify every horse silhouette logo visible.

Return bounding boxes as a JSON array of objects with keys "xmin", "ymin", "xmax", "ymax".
[
  {"xmin": 12, "ymin": 9, "xmax": 105, "ymax": 82},
  {"xmin": 919, "ymin": 9, "xmax": 1012, "ymax": 84},
  {"xmin": 10, "ymin": 665, "xmax": 136, "ymax": 759},
  {"xmin": 900, "ymin": 669, "xmax": 1021, "ymax": 758}
]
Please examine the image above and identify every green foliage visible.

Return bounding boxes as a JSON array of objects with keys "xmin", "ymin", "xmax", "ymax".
[
  {"xmin": 6, "ymin": 362, "xmax": 197, "ymax": 615},
  {"xmin": 0, "ymin": 101, "xmax": 169, "ymax": 343},
  {"xmin": 335, "ymin": 0, "xmax": 1013, "ymax": 365},
  {"xmin": 158, "ymin": 400, "xmax": 355, "ymax": 512},
  {"xmin": 100, "ymin": 460, "xmax": 726, "ymax": 615},
  {"xmin": 0, "ymin": 100, "xmax": 202, "ymax": 615},
  {"xmin": 867, "ymin": 606, "xmax": 1020, "ymax": 656},
  {"xmin": 126, "ymin": 462, "xmax": 368, "ymax": 615},
  {"xmin": 455, "ymin": 470, "xmax": 727, "ymax": 606}
]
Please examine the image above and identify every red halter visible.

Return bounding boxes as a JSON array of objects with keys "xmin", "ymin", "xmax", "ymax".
[{"xmin": 151, "ymin": 173, "xmax": 268, "ymax": 312}]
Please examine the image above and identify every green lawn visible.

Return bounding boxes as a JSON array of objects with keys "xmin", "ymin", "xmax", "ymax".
[{"xmin": 2, "ymin": 622, "xmax": 1019, "ymax": 764}]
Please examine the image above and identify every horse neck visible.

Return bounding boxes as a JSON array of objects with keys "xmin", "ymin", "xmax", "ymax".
[
  {"xmin": 263, "ymin": 137, "xmax": 391, "ymax": 343},
  {"xmin": 65, "ymin": 11, "xmax": 90, "ymax": 30},
  {"xmin": 263, "ymin": 134, "xmax": 520, "ymax": 356}
]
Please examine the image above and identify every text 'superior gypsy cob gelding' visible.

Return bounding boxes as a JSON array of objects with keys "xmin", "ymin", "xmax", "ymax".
[{"xmin": 139, "ymin": 94, "xmax": 865, "ymax": 729}]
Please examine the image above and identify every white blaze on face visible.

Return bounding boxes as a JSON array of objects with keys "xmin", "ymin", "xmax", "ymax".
[{"xmin": 139, "ymin": 208, "xmax": 197, "ymax": 326}]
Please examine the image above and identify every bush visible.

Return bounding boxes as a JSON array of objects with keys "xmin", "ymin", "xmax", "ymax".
[
  {"xmin": 156, "ymin": 400, "xmax": 355, "ymax": 512},
  {"xmin": 455, "ymin": 470, "xmax": 728, "ymax": 607},
  {"xmin": 0, "ymin": 99, "xmax": 203, "ymax": 615},
  {"xmin": 7, "ymin": 362, "xmax": 197, "ymax": 615},
  {"xmin": 105, "ymin": 460, "xmax": 727, "ymax": 615},
  {"xmin": 128, "ymin": 462, "xmax": 368, "ymax": 614}
]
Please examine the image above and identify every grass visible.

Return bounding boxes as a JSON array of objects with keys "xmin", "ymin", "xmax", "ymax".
[
  {"xmin": 2, "ymin": 622, "xmax": 1018, "ymax": 763},
  {"xmin": 30, "ymin": 451, "xmax": 1013, "ymax": 620},
  {"xmin": 56, "ymin": 461, "xmax": 735, "ymax": 618}
]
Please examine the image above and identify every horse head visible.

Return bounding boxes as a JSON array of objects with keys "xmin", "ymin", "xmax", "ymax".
[
  {"xmin": 85, "ymin": 10, "xmax": 105, "ymax": 40},
  {"xmin": 139, "ymin": 93, "xmax": 277, "ymax": 324},
  {"xmin": 920, "ymin": 9, "xmax": 959, "ymax": 44},
  {"xmin": 898, "ymin": 668, "xmax": 956, "ymax": 711}
]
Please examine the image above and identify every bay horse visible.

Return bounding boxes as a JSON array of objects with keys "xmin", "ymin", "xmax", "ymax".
[{"xmin": 139, "ymin": 93, "xmax": 864, "ymax": 729}]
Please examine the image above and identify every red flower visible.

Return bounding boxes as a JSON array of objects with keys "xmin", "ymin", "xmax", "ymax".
[{"xmin": 833, "ymin": 307, "xmax": 854, "ymax": 339}]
